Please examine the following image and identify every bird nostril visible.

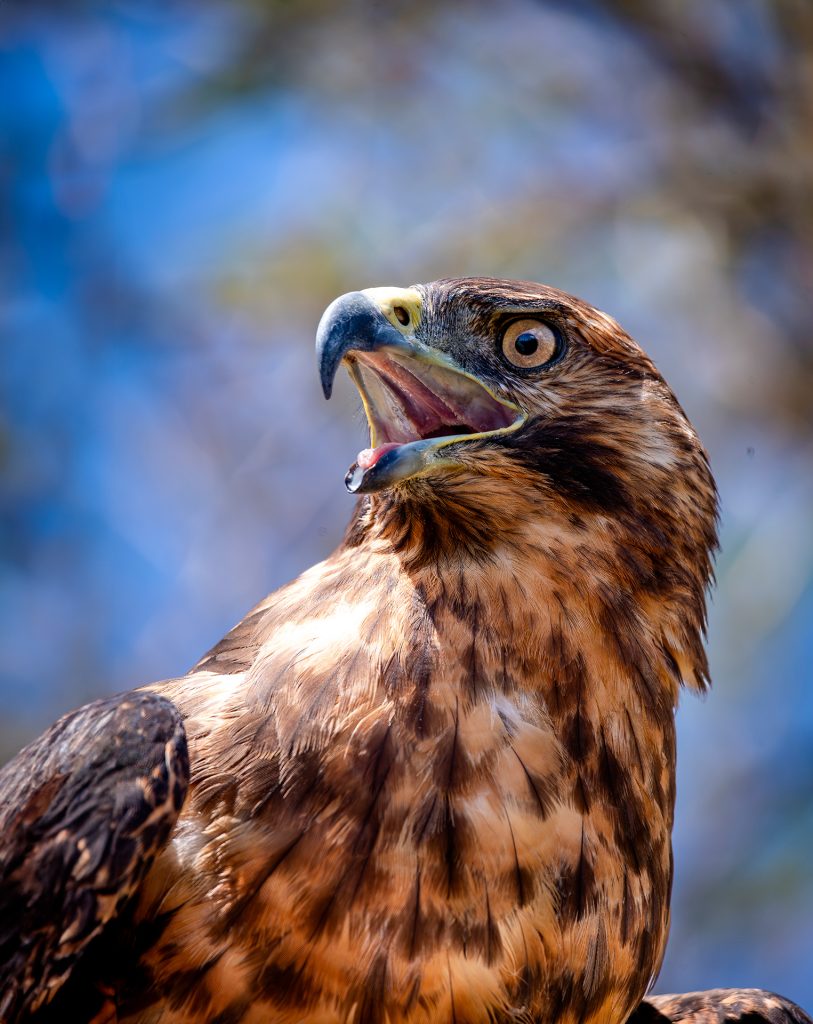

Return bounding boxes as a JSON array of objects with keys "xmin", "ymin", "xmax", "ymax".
[{"xmin": 393, "ymin": 305, "xmax": 410, "ymax": 326}]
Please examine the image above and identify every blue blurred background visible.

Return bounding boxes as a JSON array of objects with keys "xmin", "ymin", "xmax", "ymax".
[{"xmin": 1, "ymin": 0, "xmax": 812, "ymax": 1008}]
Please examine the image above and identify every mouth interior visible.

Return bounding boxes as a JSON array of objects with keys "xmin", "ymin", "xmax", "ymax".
[{"xmin": 348, "ymin": 348, "xmax": 520, "ymax": 470}]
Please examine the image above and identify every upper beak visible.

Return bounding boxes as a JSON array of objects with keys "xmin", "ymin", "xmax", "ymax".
[{"xmin": 316, "ymin": 291, "xmax": 408, "ymax": 400}]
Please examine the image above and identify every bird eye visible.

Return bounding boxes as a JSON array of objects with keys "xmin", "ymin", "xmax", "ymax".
[
  {"xmin": 393, "ymin": 305, "xmax": 410, "ymax": 326},
  {"xmin": 501, "ymin": 319, "xmax": 560, "ymax": 368}
]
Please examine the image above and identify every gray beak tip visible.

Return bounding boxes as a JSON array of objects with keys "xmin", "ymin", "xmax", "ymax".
[
  {"xmin": 315, "ymin": 291, "xmax": 366, "ymax": 401},
  {"xmin": 315, "ymin": 290, "xmax": 405, "ymax": 402}
]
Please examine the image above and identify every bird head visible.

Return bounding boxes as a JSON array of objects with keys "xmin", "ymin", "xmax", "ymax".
[
  {"xmin": 318, "ymin": 278, "xmax": 712, "ymax": 511},
  {"xmin": 317, "ymin": 277, "xmax": 718, "ymax": 691}
]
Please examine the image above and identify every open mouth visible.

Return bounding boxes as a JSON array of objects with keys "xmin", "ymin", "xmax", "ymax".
[
  {"xmin": 345, "ymin": 346, "xmax": 524, "ymax": 484},
  {"xmin": 315, "ymin": 287, "xmax": 527, "ymax": 494}
]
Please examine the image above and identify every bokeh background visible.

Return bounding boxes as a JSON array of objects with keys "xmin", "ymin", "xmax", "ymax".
[{"xmin": 2, "ymin": 0, "xmax": 812, "ymax": 1008}]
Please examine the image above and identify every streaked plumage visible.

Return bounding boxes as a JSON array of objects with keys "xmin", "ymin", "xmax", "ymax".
[{"xmin": 0, "ymin": 278, "xmax": 806, "ymax": 1024}]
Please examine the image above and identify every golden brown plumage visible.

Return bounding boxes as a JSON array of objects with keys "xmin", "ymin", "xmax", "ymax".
[
  {"xmin": 1, "ymin": 278, "xmax": 803, "ymax": 1024},
  {"xmin": 133, "ymin": 277, "xmax": 716, "ymax": 1024}
]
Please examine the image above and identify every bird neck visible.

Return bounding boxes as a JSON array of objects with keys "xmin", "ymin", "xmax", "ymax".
[{"xmin": 344, "ymin": 468, "xmax": 711, "ymax": 704}]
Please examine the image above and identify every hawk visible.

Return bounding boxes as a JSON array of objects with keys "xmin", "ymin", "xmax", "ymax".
[{"xmin": 0, "ymin": 278, "xmax": 808, "ymax": 1024}]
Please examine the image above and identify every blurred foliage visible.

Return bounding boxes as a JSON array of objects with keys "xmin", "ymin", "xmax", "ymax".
[{"xmin": 1, "ymin": 0, "xmax": 812, "ymax": 1007}]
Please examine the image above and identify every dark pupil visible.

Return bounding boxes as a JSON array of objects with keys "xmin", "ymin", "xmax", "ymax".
[{"xmin": 514, "ymin": 331, "xmax": 539, "ymax": 356}]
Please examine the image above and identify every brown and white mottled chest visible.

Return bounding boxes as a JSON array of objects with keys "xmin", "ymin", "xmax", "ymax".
[{"xmin": 126, "ymin": 545, "xmax": 677, "ymax": 1024}]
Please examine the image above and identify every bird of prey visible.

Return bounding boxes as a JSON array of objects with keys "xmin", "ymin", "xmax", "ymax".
[{"xmin": 0, "ymin": 278, "xmax": 808, "ymax": 1024}]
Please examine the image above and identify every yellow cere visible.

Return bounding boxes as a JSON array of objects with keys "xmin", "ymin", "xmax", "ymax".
[{"xmin": 361, "ymin": 286, "xmax": 422, "ymax": 333}]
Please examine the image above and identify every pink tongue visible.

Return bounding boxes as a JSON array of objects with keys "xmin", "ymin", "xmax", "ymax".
[{"xmin": 357, "ymin": 443, "xmax": 401, "ymax": 469}]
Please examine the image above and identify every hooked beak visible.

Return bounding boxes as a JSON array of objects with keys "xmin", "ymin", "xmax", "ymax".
[{"xmin": 316, "ymin": 288, "xmax": 525, "ymax": 493}]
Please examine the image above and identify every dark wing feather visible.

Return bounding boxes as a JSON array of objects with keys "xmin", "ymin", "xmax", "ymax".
[
  {"xmin": 0, "ymin": 691, "xmax": 188, "ymax": 1022},
  {"xmin": 633, "ymin": 990, "xmax": 812, "ymax": 1024}
]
